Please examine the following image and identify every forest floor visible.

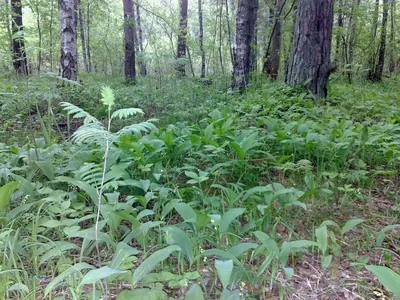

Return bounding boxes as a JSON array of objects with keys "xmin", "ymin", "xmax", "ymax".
[{"xmin": 0, "ymin": 73, "xmax": 399, "ymax": 299}]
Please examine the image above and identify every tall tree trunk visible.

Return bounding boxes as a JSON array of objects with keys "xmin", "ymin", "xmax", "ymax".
[
  {"xmin": 367, "ymin": 0, "xmax": 380, "ymax": 77},
  {"xmin": 123, "ymin": 0, "xmax": 136, "ymax": 81},
  {"xmin": 347, "ymin": 0, "xmax": 361, "ymax": 83},
  {"xmin": 87, "ymin": 0, "xmax": 92, "ymax": 72},
  {"xmin": 136, "ymin": 3, "xmax": 147, "ymax": 76},
  {"xmin": 59, "ymin": 0, "xmax": 78, "ymax": 81},
  {"xmin": 388, "ymin": 0, "xmax": 395, "ymax": 74},
  {"xmin": 198, "ymin": 0, "xmax": 206, "ymax": 78},
  {"xmin": 264, "ymin": 0, "xmax": 286, "ymax": 79},
  {"xmin": 334, "ymin": 0, "xmax": 344, "ymax": 68},
  {"xmin": 369, "ymin": 0, "xmax": 389, "ymax": 81},
  {"xmin": 11, "ymin": 0, "xmax": 28, "ymax": 74},
  {"xmin": 78, "ymin": 0, "xmax": 88, "ymax": 72},
  {"xmin": 285, "ymin": 0, "xmax": 334, "ymax": 99},
  {"xmin": 50, "ymin": 0, "xmax": 55, "ymax": 71},
  {"xmin": 176, "ymin": 0, "xmax": 188, "ymax": 76},
  {"xmin": 218, "ymin": 0, "xmax": 225, "ymax": 75},
  {"xmin": 225, "ymin": 0, "xmax": 234, "ymax": 68},
  {"xmin": 232, "ymin": 0, "xmax": 259, "ymax": 90}
]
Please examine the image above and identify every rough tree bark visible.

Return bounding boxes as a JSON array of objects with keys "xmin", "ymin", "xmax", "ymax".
[
  {"xmin": 78, "ymin": 0, "xmax": 88, "ymax": 72},
  {"xmin": 59, "ymin": 0, "xmax": 78, "ymax": 81},
  {"xmin": 198, "ymin": 0, "xmax": 206, "ymax": 78},
  {"xmin": 367, "ymin": 0, "xmax": 380, "ymax": 77},
  {"xmin": 176, "ymin": 0, "xmax": 188, "ymax": 76},
  {"xmin": 123, "ymin": 0, "xmax": 136, "ymax": 81},
  {"xmin": 136, "ymin": 3, "xmax": 147, "ymax": 76},
  {"xmin": 347, "ymin": 0, "xmax": 362, "ymax": 83},
  {"xmin": 388, "ymin": 0, "xmax": 395, "ymax": 74},
  {"xmin": 232, "ymin": 0, "xmax": 259, "ymax": 90},
  {"xmin": 334, "ymin": 0, "xmax": 344, "ymax": 68},
  {"xmin": 87, "ymin": 0, "xmax": 92, "ymax": 72},
  {"xmin": 264, "ymin": 0, "xmax": 286, "ymax": 80},
  {"xmin": 11, "ymin": 0, "xmax": 28, "ymax": 74},
  {"xmin": 369, "ymin": 0, "xmax": 389, "ymax": 81},
  {"xmin": 285, "ymin": 0, "xmax": 334, "ymax": 99}
]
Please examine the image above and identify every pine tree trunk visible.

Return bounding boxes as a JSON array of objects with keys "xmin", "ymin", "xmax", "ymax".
[
  {"xmin": 176, "ymin": 0, "xmax": 188, "ymax": 76},
  {"xmin": 369, "ymin": 0, "xmax": 389, "ymax": 82},
  {"xmin": 59, "ymin": 0, "xmax": 78, "ymax": 81},
  {"xmin": 123, "ymin": 0, "xmax": 136, "ymax": 81},
  {"xmin": 232, "ymin": 0, "xmax": 259, "ymax": 90},
  {"xmin": 136, "ymin": 3, "xmax": 147, "ymax": 76},
  {"xmin": 388, "ymin": 0, "xmax": 395, "ymax": 74},
  {"xmin": 285, "ymin": 0, "xmax": 334, "ymax": 99},
  {"xmin": 11, "ymin": 0, "xmax": 28, "ymax": 74},
  {"xmin": 198, "ymin": 0, "xmax": 206, "ymax": 78},
  {"xmin": 87, "ymin": 0, "xmax": 92, "ymax": 72},
  {"xmin": 264, "ymin": 0, "xmax": 286, "ymax": 80}
]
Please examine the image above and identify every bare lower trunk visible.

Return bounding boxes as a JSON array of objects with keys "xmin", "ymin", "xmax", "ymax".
[
  {"xmin": 369, "ymin": 0, "xmax": 389, "ymax": 82},
  {"xmin": 11, "ymin": 0, "xmax": 28, "ymax": 74},
  {"xmin": 389, "ymin": 0, "xmax": 395, "ymax": 74},
  {"xmin": 59, "ymin": 0, "xmax": 78, "ymax": 81},
  {"xmin": 367, "ymin": 0, "xmax": 380, "ymax": 77},
  {"xmin": 285, "ymin": 0, "xmax": 334, "ymax": 99},
  {"xmin": 87, "ymin": 0, "xmax": 93, "ymax": 72},
  {"xmin": 264, "ymin": 0, "xmax": 286, "ymax": 79},
  {"xmin": 232, "ymin": 0, "xmax": 259, "ymax": 90},
  {"xmin": 136, "ymin": 3, "xmax": 147, "ymax": 76},
  {"xmin": 176, "ymin": 0, "xmax": 188, "ymax": 76},
  {"xmin": 123, "ymin": 0, "xmax": 136, "ymax": 81},
  {"xmin": 78, "ymin": 0, "xmax": 88, "ymax": 72},
  {"xmin": 334, "ymin": 0, "xmax": 343, "ymax": 68},
  {"xmin": 347, "ymin": 0, "xmax": 361, "ymax": 83},
  {"xmin": 198, "ymin": 0, "xmax": 206, "ymax": 78}
]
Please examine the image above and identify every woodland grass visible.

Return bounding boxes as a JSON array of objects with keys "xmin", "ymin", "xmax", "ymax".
[{"xmin": 0, "ymin": 73, "xmax": 399, "ymax": 299}]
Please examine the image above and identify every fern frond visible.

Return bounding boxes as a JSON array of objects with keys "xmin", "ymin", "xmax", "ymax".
[
  {"xmin": 116, "ymin": 119, "xmax": 157, "ymax": 136},
  {"xmin": 111, "ymin": 108, "xmax": 144, "ymax": 120},
  {"xmin": 72, "ymin": 124, "xmax": 113, "ymax": 145},
  {"xmin": 74, "ymin": 163, "xmax": 103, "ymax": 188},
  {"xmin": 101, "ymin": 86, "xmax": 115, "ymax": 108},
  {"xmin": 60, "ymin": 102, "xmax": 100, "ymax": 125}
]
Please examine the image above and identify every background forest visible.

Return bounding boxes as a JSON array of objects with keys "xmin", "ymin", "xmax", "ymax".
[{"xmin": 0, "ymin": 0, "xmax": 399, "ymax": 299}]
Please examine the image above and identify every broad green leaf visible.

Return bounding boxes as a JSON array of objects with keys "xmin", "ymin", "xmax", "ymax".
[
  {"xmin": 228, "ymin": 243, "xmax": 258, "ymax": 257},
  {"xmin": 186, "ymin": 283, "xmax": 204, "ymax": 300},
  {"xmin": 173, "ymin": 203, "xmax": 197, "ymax": 223},
  {"xmin": 280, "ymin": 240, "xmax": 318, "ymax": 266},
  {"xmin": 376, "ymin": 224, "xmax": 400, "ymax": 246},
  {"xmin": 315, "ymin": 226, "xmax": 328, "ymax": 254},
  {"xmin": 283, "ymin": 267, "xmax": 294, "ymax": 280},
  {"xmin": 79, "ymin": 266, "xmax": 127, "ymax": 286},
  {"xmin": 229, "ymin": 141, "xmax": 245, "ymax": 160},
  {"xmin": 117, "ymin": 288, "xmax": 167, "ymax": 300},
  {"xmin": 109, "ymin": 242, "xmax": 140, "ymax": 269},
  {"xmin": 132, "ymin": 245, "xmax": 180, "ymax": 285},
  {"xmin": 242, "ymin": 186, "xmax": 273, "ymax": 201},
  {"xmin": 366, "ymin": 265, "xmax": 400, "ymax": 297},
  {"xmin": 219, "ymin": 208, "xmax": 245, "ymax": 233},
  {"xmin": 321, "ymin": 255, "xmax": 333, "ymax": 270},
  {"xmin": 44, "ymin": 263, "xmax": 95, "ymax": 297},
  {"xmin": 254, "ymin": 231, "xmax": 279, "ymax": 255},
  {"xmin": 7, "ymin": 283, "xmax": 29, "ymax": 293},
  {"xmin": 0, "ymin": 181, "xmax": 19, "ymax": 213},
  {"xmin": 341, "ymin": 219, "xmax": 364, "ymax": 235},
  {"xmin": 162, "ymin": 226, "xmax": 194, "ymax": 263},
  {"xmin": 35, "ymin": 160, "xmax": 55, "ymax": 180},
  {"xmin": 215, "ymin": 260, "xmax": 233, "ymax": 290},
  {"xmin": 39, "ymin": 241, "xmax": 79, "ymax": 265}
]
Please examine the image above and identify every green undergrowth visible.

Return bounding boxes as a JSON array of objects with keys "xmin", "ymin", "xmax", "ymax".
[{"xmin": 0, "ymin": 74, "xmax": 399, "ymax": 299}]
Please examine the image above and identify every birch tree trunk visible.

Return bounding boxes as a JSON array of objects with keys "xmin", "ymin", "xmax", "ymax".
[
  {"xmin": 136, "ymin": 3, "xmax": 147, "ymax": 76},
  {"xmin": 59, "ymin": 0, "xmax": 78, "ymax": 81},
  {"xmin": 78, "ymin": 0, "xmax": 88, "ymax": 73},
  {"xmin": 232, "ymin": 0, "xmax": 258, "ymax": 90},
  {"xmin": 285, "ymin": 0, "xmax": 334, "ymax": 99},
  {"xmin": 11, "ymin": 0, "xmax": 28, "ymax": 74},
  {"xmin": 123, "ymin": 0, "xmax": 136, "ymax": 81}
]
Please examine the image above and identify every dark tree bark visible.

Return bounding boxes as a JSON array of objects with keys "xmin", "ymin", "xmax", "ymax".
[
  {"xmin": 232, "ymin": 0, "xmax": 259, "ymax": 90},
  {"xmin": 388, "ymin": 0, "xmax": 395, "ymax": 74},
  {"xmin": 77, "ymin": 0, "xmax": 88, "ymax": 73},
  {"xmin": 368, "ymin": 0, "xmax": 389, "ymax": 82},
  {"xmin": 136, "ymin": 3, "xmax": 147, "ymax": 76},
  {"xmin": 59, "ymin": 0, "xmax": 78, "ymax": 81},
  {"xmin": 11, "ymin": 0, "xmax": 28, "ymax": 74},
  {"xmin": 285, "ymin": 0, "xmax": 334, "ymax": 99},
  {"xmin": 176, "ymin": 0, "xmax": 188, "ymax": 76},
  {"xmin": 123, "ymin": 0, "xmax": 136, "ymax": 81},
  {"xmin": 198, "ymin": 0, "xmax": 206, "ymax": 78},
  {"xmin": 264, "ymin": 0, "xmax": 286, "ymax": 79}
]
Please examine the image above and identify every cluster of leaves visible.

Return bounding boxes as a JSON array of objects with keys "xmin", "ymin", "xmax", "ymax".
[{"xmin": 0, "ymin": 77, "xmax": 399, "ymax": 299}]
